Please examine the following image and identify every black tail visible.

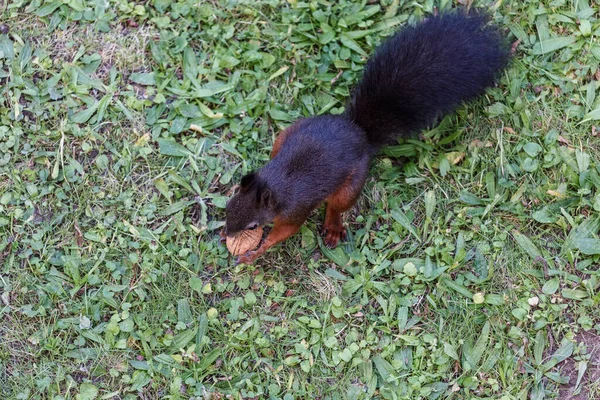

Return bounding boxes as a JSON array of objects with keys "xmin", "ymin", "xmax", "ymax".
[{"xmin": 346, "ymin": 11, "xmax": 511, "ymax": 149}]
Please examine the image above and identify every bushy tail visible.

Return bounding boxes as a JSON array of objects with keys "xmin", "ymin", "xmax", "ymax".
[{"xmin": 346, "ymin": 10, "xmax": 511, "ymax": 149}]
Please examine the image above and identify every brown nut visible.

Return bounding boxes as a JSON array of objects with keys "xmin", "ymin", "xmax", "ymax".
[{"xmin": 226, "ymin": 227, "xmax": 263, "ymax": 255}]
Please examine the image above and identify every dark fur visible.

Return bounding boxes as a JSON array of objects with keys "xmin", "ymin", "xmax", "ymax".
[
  {"xmin": 225, "ymin": 173, "xmax": 277, "ymax": 233},
  {"xmin": 347, "ymin": 11, "xmax": 511, "ymax": 148},
  {"xmin": 225, "ymin": 10, "xmax": 510, "ymax": 239},
  {"xmin": 225, "ymin": 116, "xmax": 369, "ymax": 234}
]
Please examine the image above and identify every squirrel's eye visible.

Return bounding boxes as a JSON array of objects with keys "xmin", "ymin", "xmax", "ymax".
[{"xmin": 246, "ymin": 222, "xmax": 258, "ymax": 230}]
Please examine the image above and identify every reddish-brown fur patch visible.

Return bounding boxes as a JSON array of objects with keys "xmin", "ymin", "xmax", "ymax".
[
  {"xmin": 323, "ymin": 164, "xmax": 368, "ymax": 248},
  {"xmin": 271, "ymin": 122, "xmax": 300, "ymax": 159}
]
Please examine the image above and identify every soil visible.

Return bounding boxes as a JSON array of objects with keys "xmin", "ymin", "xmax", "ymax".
[{"xmin": 558, "ymin": 331, "xmax": 600, "ymax": 400}]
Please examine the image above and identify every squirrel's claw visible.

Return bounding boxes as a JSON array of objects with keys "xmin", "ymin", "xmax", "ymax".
[
  {"xmin": 323, "ymin": 225, "xmax": 347, "ymax": 248},
  {"xmin": 219, "ymin": 229, "xmax": 227, "ymax": 244},
  {"xmin": 236, "ymin": 251, "xmax": 258, "ymax": 265}
]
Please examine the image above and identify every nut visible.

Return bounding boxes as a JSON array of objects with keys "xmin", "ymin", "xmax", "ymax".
[{"xmin": 226, "ymin": 227, "xmax": 263, "ymax": 255}]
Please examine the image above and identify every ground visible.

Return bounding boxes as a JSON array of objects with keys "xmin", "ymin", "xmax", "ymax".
[{"xmin": 1, "ymin": 0, "xmax": 600, "ymax": 399}]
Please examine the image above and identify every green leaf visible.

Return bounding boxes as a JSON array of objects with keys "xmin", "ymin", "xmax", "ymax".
[
  {"xmin": 390, "ymin": 209, "xmax": 420, "ymax": 242},
  {"xmin": 196, "ymin": 313, "xmax": 208, "ymax": 348},
  {"xmin": 94, "ymin": 94, "xmax": 112, "ymax": 124},
  {"xmin": 522, "ymin": 157, "xmax": 539, "ymax": 172},
  {"xmin": 324, "ymin": 268, "xmax": 348, "ymax": 281},
  {"xmin": 190, "ymin": 276, "xmax": 203, "ymax": 294},
  {"xmin": 563, "ymin": 216, "xmax": 600, "ymax": 253},
  {"xmin": 268, "ymin": 66, "xmax": 289, "ymax": 81},
  {"xmin": 183, "ymin": 47, "xmax": 198, "ymax": 81},
  {"xmin": 177, "ymin": 299, "xmax": 192, "ymax": 324},
  {"xmin": 532, "ymin": 37, "xmax": 576, "ymax": 54},
  {"xmin": 591, "ymin": 45, "xmax": 600, "ymax": 61},
  {"xmin": 209, "ymin": 196, "xmax": 228, "ymax": 208},
  {"xmin": 373, "ymin": 355, "xmax": 395, "ymax": 383},
  {"xmin": 484, "ymin": 294, "xmax": 505, "ymax": 305},
  {"xmin": 71, "ymin": 65, "xmax": 103, "ymax": 89},
  {"xmin": 523, "ymin": 142, "xmax": 542, "ymax": 157},
  {"xmin": 342, "ymin": 279, "xmax": 363, "ymax": 297},
  {"xmin": 512, "ymin": 308, "xmax": 528, "ymax": 321},
  {"xmin": 154, "ymin": 178, "xmax": 171, "ymax": 201},
  {"xmin": 65, "ymin": 348, "xmax": 99, "ymax": 360},
  {"xmin": 156, "ymin": 139, "xmax": 193, "ymax": 157},
  {"xmin": 575, "ymin": 150, "xmax": 590, "ymax": 173},
  {"xmin": 340, "ymin": 33, "xmax": 367, "ymax": 56},
  {"xmin": 129, "ymin": 371, "xmax": 151, "ymax": 391},
  {"xmin": 221, "ymin": 142, "xmax": 243, "ymax": 159},
  {"xmin": 444, "ymin": 342, "xmax": 459, "ymax": 361},
  {"xmin": 438, "ymin": 155, "xmax": 450, "ymax": 176},
  {"xmin": 397, "ymin": 306, "xmax": 408, "ymax": 332},
  {"xmin": 424, "ymin": 190, "xmax": 436, "ymax": 219},
  {"xmin": 403, "ymin": 262, "xmax": 417, "ymax": 277},
  {"xmin": 159, "ymin": 200, "xmax": 195, "ymax": 216},
  {"xmin": 130, "ymin": 72, "xmax": 157, "ymax": 85},
  {"xmin": 542, "ymin": 278, "xmax": 560, "ymax": 295},
  {"xmin": 319, "ymin": 241, "xmax": 350, "ymax": 267},
  {"xmin": 0, "ymin": 35, "xmax": 15, "ymax": 60},
  {"xmin": 198, "ymin": 348, "xmax": 221, "ymax": 370},
  {"xmin": 542, "ymin": 339, "xmax": 574, "ymax": 371},
  {"xmin": 36, "ymin": 1, "xmax": 62, "ymax": 17},
  {"xmin": 71, "ymin": 101, "xmax": 100, "ymax": 124},
  {"xmin": 468, "ymin": 321, "xmax": 490, "ymax": 368},
  {"xmin": 561, "ymin": 289, "xmax": 588, "ymax": 300},
  {"xmin": 78, "ymin": 383, "xmax": 99, "ymax": 400},
  {"xmin": 398, "ymin": 335, "xmax": 420, "ymax": 346},
  {"xmin": 178, "ymin": 104, "xmax": 202, "ymax": 118},
  {"xmin": 442, "ymin": 278, "xmax": 473, "ymax": 299},
  {"xmin": 579, "ymin": 19, "xmax": 592, "ymax": 36},
  {"xmin": 534, "ymin": 330, "xmax": 546, "ymax": 365},
  {"xmin": 594, "ymin": 193, "xmax": 600, "ymax": 212},
  {"xmin": 487, "ymin": 102, "xmax": 510, "ymax": 116},
  {"xmin": 244, "ymin": 291, "xmax": 257, "ymax": 305},
  {"xmin": 575, "ymin": 361, "xmax": 588, "ymax": 392},
  {"xmin": 339, "ymin": 348, "xmax": 352, "ymax": 362},
  {"xmin": 269, "ymin": 109, "xmax": 293, "ymax": 121},
  {"xmin": 472, "ymin": 249, "xmax": 489, "ymax": 281},
  {"xmin": 323, "ymin": 336, "xmax": 337, "ymax": 348},
  {"xmin": 459, "ymin": 191, "xmax": 485, "ymax": 205},
  {"xmin": 170, "ymin": 328, "xmax": 197, "ymax": 350},
  {"xmin": 18, "ymin": 43, "xmax": 32, "ymax": 71},
  {"xmin": 512, "ymin": 230, "xmax": 542, "ymax": 259},
  {"xmin": 533, "ymin": 206, "xmax": 558, "ymax": 223},
  {"xmin": 575, "ymin": 239, "xmax": 600, "ymax": 255}
]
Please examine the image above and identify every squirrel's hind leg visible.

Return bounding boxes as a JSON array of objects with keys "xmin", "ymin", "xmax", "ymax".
[{"xmin": 322, "ymin": 156, "xmax": 369, "ymax": 248}]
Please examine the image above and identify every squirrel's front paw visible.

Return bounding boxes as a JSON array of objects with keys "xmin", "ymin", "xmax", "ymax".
[
  {"xmin": 219, "ymin": 228, "xmax": 227, "ymax": 244},
  {"xmin": 236, "ymin": 251, "xmax": 258, "ymax": 265}
]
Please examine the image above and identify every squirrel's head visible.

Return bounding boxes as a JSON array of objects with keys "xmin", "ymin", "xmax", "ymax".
[{"xmin": 225, "ymin": 172, "xmax": 277, "ymax": 237}]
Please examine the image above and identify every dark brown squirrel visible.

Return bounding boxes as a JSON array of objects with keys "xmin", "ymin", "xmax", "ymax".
[{"xmin": 222, "ymin": 10, "xmax": 511, "ymax": 264}]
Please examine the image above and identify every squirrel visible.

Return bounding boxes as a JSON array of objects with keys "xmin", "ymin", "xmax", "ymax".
[{"xmin": 222, "ymin": 10, "xmax": 511, "ymax": 265}]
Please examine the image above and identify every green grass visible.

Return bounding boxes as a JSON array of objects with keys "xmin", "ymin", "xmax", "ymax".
[{"xmin": 1, "ymin": 0, "xmax": 600, "ymax": 399}]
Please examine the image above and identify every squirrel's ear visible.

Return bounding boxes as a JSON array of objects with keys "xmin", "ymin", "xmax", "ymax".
[
  {"xmin": 240, "ymin": 172, "xmax": 256, "ymax": 192},
  {"xmin": 259, "ymin": 188, "xmax": 274, "ymax": 208}
]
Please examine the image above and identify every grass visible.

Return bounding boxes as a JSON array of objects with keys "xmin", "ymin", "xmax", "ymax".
[{"xmin": 1, "ymin": 0, "xmax": 600, "ymax": 399}]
